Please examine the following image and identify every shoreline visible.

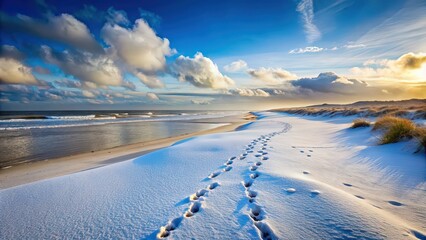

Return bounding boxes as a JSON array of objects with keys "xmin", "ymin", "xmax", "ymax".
[{"xmin": 0, "ymin": 113, "xmax": 255, "ymax": 189}]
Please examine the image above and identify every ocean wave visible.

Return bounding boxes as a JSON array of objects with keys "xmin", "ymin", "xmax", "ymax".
[
  {"xmin": 46, "ymin": 115, "xmax": 97, "ymax": 119},
  {"xmin": 0, "ymin": 111, "xmax": 245, "ymax": 130}
]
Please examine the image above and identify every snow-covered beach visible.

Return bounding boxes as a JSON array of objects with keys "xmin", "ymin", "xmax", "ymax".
[{"xmin": 0, "ymin": 112, "xmax": 425, "ymax": 239}]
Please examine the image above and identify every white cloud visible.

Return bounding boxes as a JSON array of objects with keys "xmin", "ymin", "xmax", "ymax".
[
  {"xmin": 296, "ymin": 0, "xmax": 321, "ymax": 43},
  {"xmin": 133, "ymin": 72, "xmax": 165, "ymax": 88},
  {"xmin": 224, "ymin": 60, "xmax": 248, "ymax": 72},
  {"xmin": 350, "ymin": 52, "xmax": 426, "ymax": 80},
  {"xmin": 191, "ymin": 99, "xmax": 211, "ymax": 105},
  {"xmin": 289, "ymin": 46, "xmax": 324, "ymax": 54},
  {"xmin": 173, "ymin": 52, "xmax": 235, "ymax": 89},
  {"xmin": 146, "ymin": 92, "xmax": 160, "ymax": 100},
  {"xmin": 102, "ymin": 19, "xmax": 173, "ymax": 73},
  {"xmin": 247, "ymin": 67, "xmax": 298, "ymax": 84},
  {"xmin": 0, "ymin": 58, "xmax": 39, "ymax": 85},
  {"xmin": 2, "ymin": 13, "xmax": 103, "ymax": 53},
  {"xmin": 344, "ymin": 44, "xmax": 366, "ymax": 49},
  {"xmin": 41, "ymin": 46, "xmax": 123, "ymax": 87},
  {"xmin": 82, "ymin": 90, "xmax": 96, "ymax": 98},
  {"xmin": 227, "ymin": 88, "xmax": 270, "ymax": 97}
]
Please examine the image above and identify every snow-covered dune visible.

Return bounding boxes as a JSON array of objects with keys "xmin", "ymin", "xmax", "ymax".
[{"xmin": 0, "ymin": 112, "xmax": 425, "ymax": 239}]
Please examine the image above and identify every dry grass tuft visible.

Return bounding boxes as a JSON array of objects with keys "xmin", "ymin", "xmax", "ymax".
[
  {"xmin": 412, "ymin": 127, "xmax": 426, "ymax": 153},
  {"xmin": 351, "ymin": 119, "xmax": 371, "ymax": 128},
  {"xmin": 373, "ymin": 116, "xmax": 416, "ymax": 144}
]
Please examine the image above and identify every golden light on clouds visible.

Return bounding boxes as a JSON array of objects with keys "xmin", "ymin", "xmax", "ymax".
[{"xmin": 350, "ymin": 52, "xmax": 426, "ymax": 82}]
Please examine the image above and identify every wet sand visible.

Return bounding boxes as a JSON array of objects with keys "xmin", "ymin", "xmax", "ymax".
[{"xmin": 0, "ymin": 113, "xmax": 255, "ymax": 189}]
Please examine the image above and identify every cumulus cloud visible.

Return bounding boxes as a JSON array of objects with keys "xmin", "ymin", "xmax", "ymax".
[
  {"xmin": 292, "ymin": 72, "xmax": 369, "ymax": 94},
  {"xmin": 350, "ymin": 52, "xmax": 426, "ymax": 80},
  {"xmin": 227, "ymin": 88, "xmax": 270, "ymax": 97},
  {"xmin": 1, "ymin": 13, "xmax": 103, "ymax": 53},
  {"xmin": 102, "ymin": 19, "xmax": 173, "ymax": 73},
  {"xmin": 289, "ymin": 46, "xmax": 323, "ymax": 54},
  {"xmin": 172, "ymin": 52, "xmax": 235, "ymax": 89},
  {"xmin": 41, "ymin": 46, "xmax": 123, "ymax": 87},
  {"xmin": 133, "ymin": 72, "xmax": 165, "ymax": 88},
  {"xmin": 296, "ymin": 0, "xmax": 321, "ymax": 43},
  {"xmin": 102, "ymin": 19, "xmax": 174, "ymax": 88},
  {"xmin": 224, "ymin": 60, "xmax": 248, "ymax": 72},
  {"xmin": 248, "ymin": 67, "xmax": 298, "ymax": 84},
  {"xmin": 0, "ymin": 58, "xmax": 39, "ymax": 85},
  {"xmin": 146, "ymin": 92, "xmax": 160, "ymax": 100}
]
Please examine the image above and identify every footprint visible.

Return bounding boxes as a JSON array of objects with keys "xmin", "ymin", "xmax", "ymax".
[
  {"xmin": 388, "ymin": 201, "xmax": 403, "ymax": 206},
  {"xmin": 223, "ymin": 166, "xmax": 232, "ymax": 172},
  {"xmin": 309, "ymin": 150, "xmax": 313, "ymax": 152},
  {"xmin": 240, "ymin": 156, "xmax": 246, "ymax": 160},
  {"xmin": 225, "ymin": 160, "xmax": 233, "ymax": 166},
  {"xmin": 255, "ymin": 161, "xmax": 262, "ymax": 166},
  {"xmin": 184, "ymin": 201, "xmax": 202, "ymax": 217},
  {"xmin": 246, "ymin": 189, "xmax": 258, "ymax": 202},
  {"xmin": 250, "ymin": 172, "xmax": 260, "ymax": 179},
  {"xmin": 242, "ymin": 179, "xmax": 254, "ymax": 188},
  {"xmin": 255, "ymin": 154, "xmax": 262, "ymax": 157},
  {"xmin": 310, "ymin": 190, "xmax": 321, "ymax": 196},
  {"xmin": 249, "ymin": 204, "xmax": 264, "ymax": 221},
  {"xmin": 355, "ymin": 195, "xmax": 365, "ymax": 200},
  {"xmin": 250, "ymin": 166, "xmax": 258, "ymax": 171},
  {"xmin": 300, "ymin": 150, "xmax": 304, "ymax": 153},
  {"xmin": 261, "ymin": 156, "xmax": 269, "ymax": 161},
  {"xmin": 229, "ymin": 156, "xmax": 236, "ymax": 160},
  {"xmin": 207, "ymin": 182, "xmax": 220, "ymax": 190},
  {"xmin": 307, "ymin": 155, "xmax": 311, "ymax": 157},
  {"xmin": 286, "ymin": 188, "xmax": 296, "ymax": 193},
  {"xmin": 303, "ymin": 171, "xmax": 310, "ymax": 174},
  {"xmin": 190, "ymin": 189, "xmax": 209, "ymax": 201},
  {"xmin": 254, "ymin": 221, "xmax": 277, "ymax": 240},
  {"xmin": 157, "ymin": 216, "xmax": 184, "ymax": 238},
  {"xmin": 343, "ymin": 183, "xmax": 353, "ymax": 187},
  {"xmin": 262, "ymin": 152, "xmax": 268, "ymax": 155},
  {"xmin": 209, "ymin": 171, "xmax": 221, "ymax": 179}
]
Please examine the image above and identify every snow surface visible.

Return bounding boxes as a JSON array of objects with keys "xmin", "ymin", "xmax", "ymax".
[{"xmin": 0, "ymin": 112, "xmax": 425, "ymax": 239}]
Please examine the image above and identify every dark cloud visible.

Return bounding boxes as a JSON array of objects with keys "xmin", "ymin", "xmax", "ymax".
[
  {"xmin": 0, "ymin": 13, "xmax": 103, "ymax": 53},
  {"xmin": 0, "ymin": 45, "xmax": 25, "ymax": 60},
  {"xmin": 41, "ymin": 46, "xmax": 123, "ymax": 87},
  {"xmin": 291, "ymin": 72, "xmax": 369, "ymax": 94}
]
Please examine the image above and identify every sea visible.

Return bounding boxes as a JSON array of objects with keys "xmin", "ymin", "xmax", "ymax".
[{"xmin": 0, "ymin": 110, "xmax": 243, "ymax": 168}]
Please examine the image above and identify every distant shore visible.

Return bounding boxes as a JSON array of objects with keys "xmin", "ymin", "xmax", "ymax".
[{"xmin": 0, "ymin": 113, "xmax": 255, "ymax": 189}]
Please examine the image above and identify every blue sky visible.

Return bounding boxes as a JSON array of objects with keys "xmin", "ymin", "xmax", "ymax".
[{"xmin": 0, "ymin": 0, "xmax": 425, "ymax": 110}]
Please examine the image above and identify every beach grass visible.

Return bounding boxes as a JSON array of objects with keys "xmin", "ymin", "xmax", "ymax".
[{"xmin": 351, "ymin": 118, "xmax": 371, "ymax": 128}]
